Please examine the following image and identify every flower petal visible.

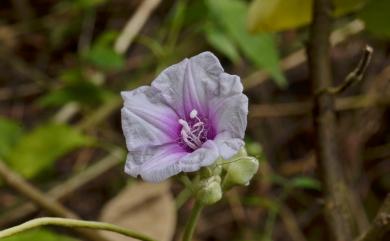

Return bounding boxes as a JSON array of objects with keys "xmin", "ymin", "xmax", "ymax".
[
  {"xmin": 214, "ymin": 133, "xmax": 245, "ymax": 160},
  {"xmin": 121, "ymin": 86, "xmax": 180, "ymax": 150},
  {"xmin": 178, "ymin": 140, "xmax": 220, "ymax": 172},
  {"xmin": 152, "ymin": 52, "xmax": 224, "ymax": 118},
  {"xmin": 209, "ymin": 93, "xmax": 248, "ymax": 139},
  {"xmin": 125, "ymin": 143, "xmax": 187, "ymax": 183}
]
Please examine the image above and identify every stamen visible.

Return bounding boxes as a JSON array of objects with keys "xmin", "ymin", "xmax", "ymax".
[
  {"xmin": 178, "ymin": 109, "xmax": 208, "ymax": 151},
  {"xmin": 190, "ymin": 109, "xmax": 198, "ymax": 119},
  {"xmin": 178, "ymin": 119, "xmax": 191, "ymax": 132}
]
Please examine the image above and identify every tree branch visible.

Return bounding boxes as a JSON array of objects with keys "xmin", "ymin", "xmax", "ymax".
[{"xmin": 308, "ymin": 0, "xmax": 357, "ymax": 240}]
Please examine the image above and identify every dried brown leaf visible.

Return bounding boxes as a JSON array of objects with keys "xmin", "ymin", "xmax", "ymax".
[{"xmin": 99, "ymin": 181, "xmax": 176, "ymax": 241}]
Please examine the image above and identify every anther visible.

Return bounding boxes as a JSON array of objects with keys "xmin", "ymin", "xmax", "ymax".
[
  {"xmin": 190, "ymin": 109, "xmax": 198, "ymax": 119},
  {"xmin": 178, "ymin": 119, "xmax": 191, "ymax": 132}
]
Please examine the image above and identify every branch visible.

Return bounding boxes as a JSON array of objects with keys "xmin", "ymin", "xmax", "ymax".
[
  {"xmin": 0, "ymin": 147, "xmax": 125, "ymax": 227},
  {"xmin": 0, "ymin": 161, "xmax": 109, "ymax": 241},
  {"xmin": 308, "ymin": 0, "xmax": 357, "ymax": 240},
  {"xmin": 249, "ymin": 94, "xmax": 390, "ymax": 118},
  {"xmin": 0, "ymin": 217, "xmax": 156, "ymax": 241},
  {"xmin": 114, "ymin": 0, "xmax": 162, "ymax": 54},
  {"xmin": 244, "ymin": 19, "xmax": 365, "ymax": 90},
  {"xmin": 318, "ymin": 45, "xmax": 373, "ymax": 95},
  {"xmin": 356, "ymin": 194, "xmax": 390, "ymax": 241}
]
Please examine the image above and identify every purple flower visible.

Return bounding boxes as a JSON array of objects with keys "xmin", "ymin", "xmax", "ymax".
[{"xmin": 121, "ymin": 52, "xmax": 248, "ymax": 182}]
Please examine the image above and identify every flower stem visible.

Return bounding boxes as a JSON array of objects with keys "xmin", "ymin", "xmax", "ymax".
[
  {"xmin": 182, "ymin": 200, "xmax": 204, "ymax": 241},
  {"xmin": 0, "ymin": 217, "xmax": 156, "ymax": 241}
]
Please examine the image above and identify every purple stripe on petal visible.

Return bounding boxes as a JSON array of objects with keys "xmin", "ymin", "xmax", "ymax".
[{"xmin": 121, "ymin": 86, "xmax": 181, "ymax": 150}]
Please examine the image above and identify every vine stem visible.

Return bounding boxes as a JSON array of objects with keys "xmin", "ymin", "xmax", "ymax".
[
  {"xmin": 0, "ymin": 217, "xmax": 156, "ymax": 241},
  {"xmin": 182, "ymin": 200, "xmax": 204, "ymax": 241}
]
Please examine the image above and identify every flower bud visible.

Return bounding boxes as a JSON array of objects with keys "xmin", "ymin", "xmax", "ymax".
[
  {"xmin": 196, "ymin": 176, "xmax": 222, "ymax": 205},
  {"xmin": 222, "ymin": 155, "xmax": 259, "ymax": 190}
]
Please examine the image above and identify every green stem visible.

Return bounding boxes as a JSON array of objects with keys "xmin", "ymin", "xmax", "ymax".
[
  {"xmin": 0, "ymin": 217, "xmax": 156, "ymax": 241},
  {"xmin": 182, "ymin": 200, "xmax": 204, "ymax": 241}
]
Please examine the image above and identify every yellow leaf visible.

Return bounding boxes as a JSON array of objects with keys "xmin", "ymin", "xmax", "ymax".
[
  {"xmin": 248, "ymin": 0, "xmax": 312, "ymax": 33},
  {"xmin": 248, "ymin": 0, "xmax": 367, "ymax": 33}
]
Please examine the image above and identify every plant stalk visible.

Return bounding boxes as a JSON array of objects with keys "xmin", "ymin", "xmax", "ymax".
[
  {"xmin": 0, "ymin": 217, "xmax": 156, "ymax": 241},
  {"xmin": 182, "ymin": 200, "xmax": 204, "ymax": 241}
]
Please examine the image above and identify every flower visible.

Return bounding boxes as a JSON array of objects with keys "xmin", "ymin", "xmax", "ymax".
[{"xmin": 121, "ymin": 52, "xmax": 248, "ymax": 182}]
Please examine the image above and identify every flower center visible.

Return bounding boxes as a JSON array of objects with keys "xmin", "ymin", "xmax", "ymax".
[{"xmin": 178, "ymin": 109, "xmax": 208, "ymax": 151}]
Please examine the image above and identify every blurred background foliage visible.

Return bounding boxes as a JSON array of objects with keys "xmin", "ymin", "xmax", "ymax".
[{"xmin": 0, "ymin": 0, "xmax": 389, "ymax": 240}]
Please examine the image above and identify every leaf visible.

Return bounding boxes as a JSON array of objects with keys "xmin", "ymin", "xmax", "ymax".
[
  {"xmin": 84, "ymin": 46, "xmax": 125, "ymax": 71},
  {"xmin": 38, "ymin": 69, "xmax": 113, "ymax": 107},
  {"xmin": 84, "ymin": 31, "xmax": 124, "ymax": 71},
  {"xmin": 290, "ymin": 176, "xmax": 321, "ymax": 191},
  {"xmin": 0, "ymin": 228, "xmax": 79, "ymax": 241},
  {"xmin": 99, "ymin": 181, "xmax": 176, "ymax": 241},
  {"xmin": 248, "ymin": 0, "xmax": 367, "ymax": 33},
  {"xmin": 359, "ymin": 0, "xmax": 390, "ymax": 38},
  {"xmin": 6, "ymin": 123, "xmax": 93, "ymax": 179},
  {"xmin": 0, "ymin": 118, "xmax": 23, "ymax": 159},
  {"xmin": 38, "ymin": 81, "xmax": 113, "ymax": 107},
  {"xmin": 204, "ymin": 23, "xmax": 241, "ymax": 63},
  {"xmin": 333, "ymin": 0, "xmax": 367, "ymax": 16},
  {"xmin": 248, "ymin": 0, "xmax": 312, "ymax": 33},
  {"xmin": 243, "ymin": 196, "xmax": 279, "ymax": 212},
  {"xmin": 74, "ymin": 0, "xmax": 107, "ymax": 9},
  {"xmin": 205, "ymin": 0, "xmax": 286, "ymax": 87}
]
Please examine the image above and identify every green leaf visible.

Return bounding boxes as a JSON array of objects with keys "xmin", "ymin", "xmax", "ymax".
[
  {"xmin": 243, "ymin": 196, "xmax": 279, "ymax": 212},
  {"xmin": 359, "ymin": 0, "xmax": 390, "ymax": 38},
  {"xmin": 0, "ymin": 228, "xmax": 79, "ymax": 241},
  {"xmin": 6, "ymin": 123, "xmax": 93, "ymax": 178},
  {"xmin": 204, "ymin": 24, "xmax": 241, "ymax": 63},
  {"xmin": 38, "ymin": 69, "xmax": 114, "ymax": 107},
  {"xmin": 0, "ymin": 118, "xmax": 23, "ymax": 159},
  {"xmin": 333, "ymin": 0, "xmax": 368, "ymax": 16},
  {"xmin": 74, "ymin": 0, "xmax": 107, "ymax": 9},
  {"xmin": 83, "ymin": 31, "xmax": 124, "ymax": 71},
  {"xmin": 206, "ymin": 0, "xmax": 286, "ymax": 87},
  {"xmin": 84, "ymin": 46, "xmax": 125, "ymax": 71},
  {"xmin": 290, "ymin": 176, "xmax": 321, "ymax": 191}
]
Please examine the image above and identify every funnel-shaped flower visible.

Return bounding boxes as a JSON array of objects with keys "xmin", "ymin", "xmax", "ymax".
[{"xmin": 121, "ymin": 52, "xmax": 248, "ymax": 182}]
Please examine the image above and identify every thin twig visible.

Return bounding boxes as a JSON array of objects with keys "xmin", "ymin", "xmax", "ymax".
[
  {"xmin": 280, "ymin": 205, "xmax": 308, "ymax": 241},
  {"xmin": 355, "ymin": 194, "xmax": 390, "ymax": 241},
  {"xmin": 318, "ymin": 45, "xmax": 373, "ymax": 95},
  {"xmin": 0, "ymin": 148, "xmax": 125, "ymax": 227},
  {"xmin": 53, "ymin": 0, "xmax": 160, "ymax": 123},
  {"xmin": 78, "ymin": 8, "xmax": 96, "ymax": 54},
  {"xmin": 0, "ymin": 161, "xmax": 110, "ymax": 241},
  {"xmin": 249, "ymin": 94, "xmax": 390, "ymax": 118},
  {"xmin": 114, "ymin": 0, "xmax": 162, "ymax": 54},
  {"xmin": 244, "ymin": 19, "xmax": 365, "ymax": 90},
  {"xmin": 0, "ymin": 217, "xmax": 156, "ymax": 241},
  {"xmin": 308, "ymin": 0, "xmax": 356, "ymax": 240},
  {"xmin": 0, "ymin": 84, "xmax": 42, "ymax": 101}
]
